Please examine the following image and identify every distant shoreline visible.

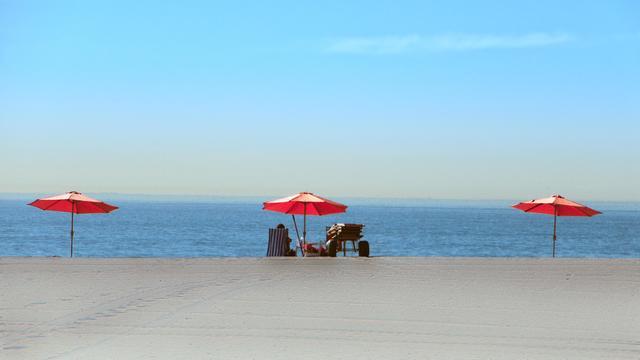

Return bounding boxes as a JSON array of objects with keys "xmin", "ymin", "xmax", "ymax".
[{"xmin": 1, "ymin": 193, "xmax": 639, "ymax": 210}]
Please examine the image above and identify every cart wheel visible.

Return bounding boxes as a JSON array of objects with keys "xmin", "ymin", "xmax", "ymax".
[
  {"xmin": 358, "ymin": 241, "xmax": 369, "ymax": 257},
  {"xmin": 327, "ymin": 240, "xmax": 337, "ymax": 257}
]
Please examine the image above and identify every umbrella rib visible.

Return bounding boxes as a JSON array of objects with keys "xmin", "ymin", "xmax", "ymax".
[
  {"xmin": 288, "ymin": 202, "xmax": 298, "ymax": 215},
  {"xmin": 281, "ymin": 201, "xmax": 295, "ymax": 215},
  {"xmin": 522, "ymin": 202, "xmax": 547, "ymax": 213},
  {"xmin": 576, "ymin": 206, "xmax": 596, "ymax": 217},
  {"xmin": 40, "ymin": 200, "xmax": 62, "ymax": 211},
  {"xmin": 313, "ymin": 202, "xmax": 324, "ymax": 215},
  {"xmin": 305, "ymin": 202, "xmax": 314, "ymax": 215}
]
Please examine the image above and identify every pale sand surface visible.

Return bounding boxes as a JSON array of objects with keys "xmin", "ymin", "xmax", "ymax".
[{"xmin": 1, "ymin": 257, "xmax": 639, "ymax": 359}]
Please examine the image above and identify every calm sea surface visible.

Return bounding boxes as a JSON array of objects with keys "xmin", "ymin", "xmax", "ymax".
[{"xmin": 1, "ymin": 198, "xmax": 638, "ymax": 258}]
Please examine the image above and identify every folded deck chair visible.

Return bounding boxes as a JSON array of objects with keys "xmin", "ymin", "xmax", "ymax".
[{"xmin": 267, "ymin": 228, "xmax": 289, "ymax": 256}]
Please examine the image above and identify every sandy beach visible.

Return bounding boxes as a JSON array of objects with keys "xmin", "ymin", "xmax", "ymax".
[{"xmin": 1, "ymin": 257, "xmax": 639, "ymax": 359}]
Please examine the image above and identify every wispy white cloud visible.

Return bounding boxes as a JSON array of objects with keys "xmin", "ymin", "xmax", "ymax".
[{"xmin": 326, "ymin": 33, "xmax": 574, "ymax": 54}]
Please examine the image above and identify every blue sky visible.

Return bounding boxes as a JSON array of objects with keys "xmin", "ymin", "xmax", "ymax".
[{"xmin": 1, "ymin": 0, "xmax": 639, "ymax": 200}]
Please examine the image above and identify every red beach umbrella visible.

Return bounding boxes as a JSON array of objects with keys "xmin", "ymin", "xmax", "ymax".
[
  {"xmin": 28, "ymin": 191, "xmax": 119, "ymax": 257},
  {"xmin": 512, "ymin": 194, "xmax": 601, "ymax": 257},
  {"xmin": 263, "ymin": 192, "xmax": 347, "ymax": 252}
]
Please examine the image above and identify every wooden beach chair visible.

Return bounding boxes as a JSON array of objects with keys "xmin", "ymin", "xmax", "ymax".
[
  {"xmin": 326, "ymin": 223, "xmax": 365, "ymax": 256},
  {"xmin": 267, "ymin": 228, "xmax": 289, "ymax": 256}
]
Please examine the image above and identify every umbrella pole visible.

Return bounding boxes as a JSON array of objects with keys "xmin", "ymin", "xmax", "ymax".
[
  {"xmin": 291, "ymin": 215, "xmax": 303, "ymax": 256},
  {"xmin": 70, "ymin": 202, "xmax": 75, "ymax": 258},
  {"xmin": 303, "ymin": 203, "xmax": 307, "ymax": 245},
  {"xmin": 552, "ymin": 208, "xmax": 557, "ymax": 258},
  {"xmin": 291, "ymin": 215, "xmax": 301, "ymax": 241}
]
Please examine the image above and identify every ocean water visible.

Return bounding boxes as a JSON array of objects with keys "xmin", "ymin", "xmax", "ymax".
[{"xmin": 0, "ymin": 198, "xmax": 638, "ymax": 258}]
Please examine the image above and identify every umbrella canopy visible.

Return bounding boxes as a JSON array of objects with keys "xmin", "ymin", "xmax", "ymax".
[
  {"xmin": 263, "ymin": 192, "xmax": 347, "ymax": 255},
  {"xmin": 29, "ymin": 191, "xmax": 119, "ymax": 213},
  {"xmin": 512, "ymin": 194, "xmax": 601, "ymax": 257},
  {"xmin": 263, "ymin": 192, "xmax": 347, "ymax": 216},
  {"xmin": 512, "ymin": 194, "xmax": 601, "ymax": 217},
  {"xmin": 28, "ymin": 191, "xmax": 118, "ymax": 257}
]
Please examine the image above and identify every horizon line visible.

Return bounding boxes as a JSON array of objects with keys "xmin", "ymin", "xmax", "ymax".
[{"xmin": 1, "ymin": 191, "xmax": 638, "ymax": 204}]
